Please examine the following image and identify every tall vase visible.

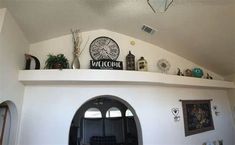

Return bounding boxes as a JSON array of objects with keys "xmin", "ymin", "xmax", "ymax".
[{"xmin": 71, "ymin": 55, "xmax": 80, "ymax": 69}]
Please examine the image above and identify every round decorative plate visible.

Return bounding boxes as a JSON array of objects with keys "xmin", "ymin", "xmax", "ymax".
[
  {"xmin": 157, "ymin": 59, "xmax": 171, "ymax": 73},
  {"xmin": 89, "ymin": 37, "xmax": 120, "ymax": 60}
]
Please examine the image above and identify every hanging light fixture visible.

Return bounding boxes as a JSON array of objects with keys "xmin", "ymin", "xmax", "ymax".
[{"xmin": 147, "ymin": 0, "xmax": 173, "ymax": 13}]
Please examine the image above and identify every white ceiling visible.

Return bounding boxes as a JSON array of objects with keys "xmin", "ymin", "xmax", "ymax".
[{"xmin": 1, "ymin": 0, "xmax": 235, "ymax": 76}]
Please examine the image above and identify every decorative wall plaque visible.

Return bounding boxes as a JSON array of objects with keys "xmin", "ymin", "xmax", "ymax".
[
  {"xmin": 90, "ymin": 60, "xmax": 123, "ymax": 70},
  {"xmin": 89, "ymin": 36, "xmax": 123, "ymax": 70},
  {"xmin": 181, "ymin": 100, "xmax": 214, "ymax": 136},
  {"xmin": 89, "ymin": 37, "xmax": 120, "ymax": 61}
]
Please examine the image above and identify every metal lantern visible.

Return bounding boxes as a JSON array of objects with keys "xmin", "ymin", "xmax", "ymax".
[
  {"xmin": 137, "ymin": 56, "xmax": 148, "ymax": 71},
  {"xmin": 126, "ymin": 51, "xmax": 135, "ymax": 70}
]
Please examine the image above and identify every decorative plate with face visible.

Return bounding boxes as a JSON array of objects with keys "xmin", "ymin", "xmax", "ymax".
[{"xmin": 89, "ymin": 37, "xmax": 120, "ymax": 60}]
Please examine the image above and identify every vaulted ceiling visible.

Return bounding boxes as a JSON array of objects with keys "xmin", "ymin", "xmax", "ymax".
[{"xmin": 1, "ymin": 0, "xmax": 235, "ymax": 76}]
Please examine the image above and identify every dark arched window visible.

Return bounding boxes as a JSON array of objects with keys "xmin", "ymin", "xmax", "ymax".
[
  {"xmin": 84, "ymin": 108, "xmax": 102, "ymax": 118},
  {"xmin": 125, "ymin": 109, "xmax": 134, "ymax": 117},
  {"xmin": 106, "ymin": 107, "xmax": 122, "ymax": 118}
]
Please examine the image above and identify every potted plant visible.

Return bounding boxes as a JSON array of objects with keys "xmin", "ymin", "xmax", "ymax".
[{"xmin": 45, "ymin": 54, "xmax": 69, "ymax": 69}]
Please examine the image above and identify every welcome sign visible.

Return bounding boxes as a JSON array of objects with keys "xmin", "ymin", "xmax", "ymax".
[{"xmin": 90, "ymin": 60, "xmax": 123, "ymax": 70}]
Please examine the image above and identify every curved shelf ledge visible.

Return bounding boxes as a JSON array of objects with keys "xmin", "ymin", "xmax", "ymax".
[{"xmin": 18, "ymin": 69, "xmax": 235, "ymax": 89}]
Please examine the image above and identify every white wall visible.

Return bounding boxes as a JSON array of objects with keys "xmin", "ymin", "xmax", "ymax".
[
  {"xmin": 19, "ymin": 85, "xmax": 235, "ymax": 145},
  {"xmin": 228, "ymin": 89, "xmax": 235, "ymax": 126},
  {"xmin": 225, "ymin": 74, "xmax": 235, "ymax": 82},
  {"xmin": 0, "ymin": 6, "xmax": 233, "ymax": 145},
  {"xmin": 226, "ymin": 74, "xmax": 235, "ymax": 126},
  {"xmin": 0, "ymin": 8, "xmax": 29, "ymax": 145},
  {"xmin": 3, "ymin": 109, "xmax": 11, "ymax": 145},
  {"xmin": 22, "ymin": 29, "xmax": 235, "ymax": 145},
  {"xmin": 29, "ymin": 29, "xmax": 223, "ymax": 80},
  {"xmin": 0, "ymin": 8, "xmax": 5, "ymax": 32}
]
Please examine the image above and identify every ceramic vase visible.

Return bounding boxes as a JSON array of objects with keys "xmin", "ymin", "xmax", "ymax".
[
  {"xmin": 71, "ymin": 55, "xmax": 80, "ymax": 69},
  {"xmin": 192, "ymin": 68, "xmax": 203, "ymax": 78}
]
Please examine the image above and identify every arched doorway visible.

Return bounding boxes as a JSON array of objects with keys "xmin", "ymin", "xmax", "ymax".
[
  {"xmin": 0, "ymin": 101, "xmax": 17, "ymax": 145},
  {"xmin": 69, "ymin": 95, "xmax": 142, "ymax": 145}
]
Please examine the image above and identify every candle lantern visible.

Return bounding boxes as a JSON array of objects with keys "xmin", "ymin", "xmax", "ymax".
[
  {"xmin": 126, "ymin": 51, "xmax": 135, "ymax": 70},
  {"xmin": 137, "ymin": 56, "xmax": 148, "ymax": 71}
]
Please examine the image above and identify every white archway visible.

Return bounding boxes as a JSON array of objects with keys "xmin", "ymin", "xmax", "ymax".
[
  {"xmin": 69, "ymin": 95, "xmax": 143, "ymax": 145},
  {"xmin": 0, "ymin": 101, "xmax": 18, "ymax": 145}
]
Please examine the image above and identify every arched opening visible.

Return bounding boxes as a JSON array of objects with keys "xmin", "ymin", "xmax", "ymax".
[
  {"xmin": 84, "ymin": 108, "xmax": 102, "ymax": 118},
  {"xmin": 106, "ymin": 107, "xmax": 122, "ymax": 118},
  {"xmin": 125, "ymin": 109, "xmax": 134, "ymax": 117},
  {"xmin": 69, "ymin": 95, "xmax": 142, "ymax": 145},
  {"xmin": 0, "ymin": 101, "xmax": 18, "ymax": 145}
]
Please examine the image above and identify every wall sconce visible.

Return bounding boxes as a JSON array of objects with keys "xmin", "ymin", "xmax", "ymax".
[
  {"xmin": 171, "ymin": 108, "xmax": 180, "ymax": 122},
  {"xmin": 213, "ymin": 105, "xmax": 220, "ymax": 116},
  {"xmin": 147, "ymin": 0, "xmax": 173, "ymax": 13}
]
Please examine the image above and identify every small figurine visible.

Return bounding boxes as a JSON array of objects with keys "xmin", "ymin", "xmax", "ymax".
[
  {"xmin": 137, "ymin": 57, "xmax": 148, "ymax": 71},
  {"xmin": 177, "ymin": 68, "xmax": 184, "ymax": 76},
  {"xmin": 184, "ymin": 69, "xmax": 192, "ymax": 77},
  {"xmin": 126, "ymin": 51, "xmax": 135, "ymax": 70},
  {"xmin": 25, "ymin": 54, "xmax": 40, "ymax": 70},
  {"xmin": 206, "ymin": 73, "xmax": 213, "ymax": 79}
]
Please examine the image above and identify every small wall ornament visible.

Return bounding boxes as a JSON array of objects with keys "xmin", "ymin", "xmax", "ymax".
[
  {"xmin": 213, "ymin": 105, "xmax": 220, "ymax": 116},
  {"xmin": 137, "ymin": 57, "xmax": 148, "ymax": 71},
  {"xmin": 177, "ymin": 68, "xmax": 184, "ymax": 76},
  {"xmin": 171, "ymin": 108, "xmax": 180, "ymax": 122},
  {"xmin": 126, "ymin": 51, "xmax": 135, "ymax": 70}
]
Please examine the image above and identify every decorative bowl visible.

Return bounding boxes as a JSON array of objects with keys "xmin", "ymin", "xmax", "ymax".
[{"xmin": 192, "ymin": 68, "xmax": 204, "ymax": 78}]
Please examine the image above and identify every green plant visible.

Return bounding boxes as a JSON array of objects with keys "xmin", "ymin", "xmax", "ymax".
[{"xmin": 45, "ymin": 54, "xmax": 69, "ymax": 69}]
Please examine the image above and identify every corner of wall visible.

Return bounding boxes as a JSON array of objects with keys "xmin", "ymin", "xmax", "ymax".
[
  {"xmin": 0, "ymin": 7, "xmax": 29, "ymax": 145},
  {"xmin": 225, "ymin": 74, "xmax": 235, "ymax": 127},
  {"xmin": 0, "ymin": 8, "xmax": 6, "ymax": 33}
]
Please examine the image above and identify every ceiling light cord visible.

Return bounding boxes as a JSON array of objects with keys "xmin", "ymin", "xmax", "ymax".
[{"xmin": 147, "ymin": 0, "xmax": 156, "ymax": 13}]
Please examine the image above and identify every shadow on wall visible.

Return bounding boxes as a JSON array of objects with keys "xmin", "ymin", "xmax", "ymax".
[{"xmin": 0, "ymin": 101, "xmax": 18, "ymax": 145}]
